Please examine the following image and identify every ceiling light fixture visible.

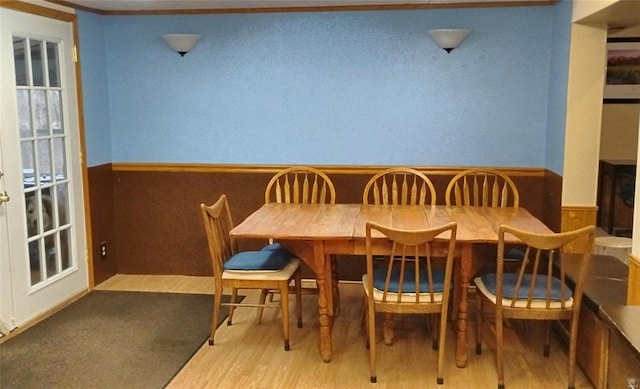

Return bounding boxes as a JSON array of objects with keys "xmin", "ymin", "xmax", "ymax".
[
  {"xmin": 162, "ymin": 34, "xmax": 201, "ymax": 57},
  {"xmin": 427, "ymin": 29, "xmax": 472, "ymax": 53}
]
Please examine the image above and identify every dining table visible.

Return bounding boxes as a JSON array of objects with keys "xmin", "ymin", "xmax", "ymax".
[{"xmin": 229, "ymin": 203, "xmax": 553, "ymax": 367}]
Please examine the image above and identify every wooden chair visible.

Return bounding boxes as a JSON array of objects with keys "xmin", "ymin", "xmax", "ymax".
[
  {"xmin": 474, "ymin": 225, "xmax": 595, "ymax": 389},
  {"xmin": 363, "ymin": 167, "xmax": 436, "ymax": 206},
  {"xmin": 445, "ymin": 168, "xmax": 521, "ymax": 320},
  {"xmin": 263, "ymin": 166, "xmax": 341, "ymax": 314},
  {"xmin": 265, "ymin": 166, "xmax": 336, "ymax": 205},
  {"xmin": 362, "ymin": 167, "xmax": 438, "ymax": 340},
  {"xmin": 200, "ymin": 194, "xmax": 302, "ymax": 351},
  {"xmin": 363, "ymin": 221, "xmax": 457, "ymax": 384},
  {"xmin": 445, "ymin": 168, "xmax": 519, "ymax": 208}
]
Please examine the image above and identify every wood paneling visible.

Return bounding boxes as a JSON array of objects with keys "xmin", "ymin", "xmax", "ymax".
[
  {"xmin": 544, "ymin": 169, "xmax": 563, "ymax": 232},
  {"xmin": 88, "ymin": 164, "xmax": 555, "ymax": 278},
  {"xmin": 628, "ymin": 254, "xmax": 640, "ymax": 305},
  {"xmin": 88, "ymin": 163, "xmax": 117, "ymax": 284},
  {"xmin": 561, "ymin": 205, "xmax": 598, "ymax": 253}
]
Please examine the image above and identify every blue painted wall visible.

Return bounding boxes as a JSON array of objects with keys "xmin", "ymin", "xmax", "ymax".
[
  {"xmin": 546, "ymin": 0, "xmax": 572, "ymax": 174},
  {"xmin": 78, "ymin": 11, "xmax": 111, "ymax": 166},
  {"xmin": 78, "ymin": 4, "xmax": 571, "ymax": 172}
]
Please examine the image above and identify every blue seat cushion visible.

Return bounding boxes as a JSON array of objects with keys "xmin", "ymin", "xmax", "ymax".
[
  {"xmin": 261, "ymin": 242, "xmax": 289, "ymax": 253},
  {"xmin": 480, "ymin": 273, "xmax": 572, "ymax": 301},
  {"xmin": 373, "ymin": 268, "xmax": 445, "ymax": 293},
  {"xmin": 223, "ymin": 250, "xmax": 290, "ymax": 271},
  {"xmin": 505, "ymin": 248, "xmax": 525, "ymax": 260}
]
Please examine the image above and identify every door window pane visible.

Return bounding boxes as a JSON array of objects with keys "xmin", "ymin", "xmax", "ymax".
[
  {"xmin": 21, "ymin": 141, "xmax": 36, "ymax": 188},
  {"xmin": 49, "ymin": 90, "xmax": 63, "ymax": 134},
  {"xmin": 53, "ymin": 137, "xmax": 67, "ymax": 181},
  {"xmin": 33, "ymin": 90, "xmax": 49, "ymax": 136},
  {"xmin": 56, "ymin": 183, "xmax": 69, "ymax": 226},
  {"xmin": 36, "ymin": 139, "xmax": 52, "ymax": 185},
  {"xmin": 13, "ymin": 37, "xmax": 27, "ymax": 86},
  {"xmin": 60, "ymin": 228, "xmax": 71, "ymax": 271},
  {"xmin": 17, "ymin": 89, "xmax": 32, "ymax": 138},
  {"xmin": 29, "ymin": 240, "xmax": 42, "ymax": 285},
  {"xmin": 30, "ymin": 40, "xmax": 44, "ymax": 87},
  {"xmin": 46, "ymin": 42, "xmax": 59, "ymax": 87}
]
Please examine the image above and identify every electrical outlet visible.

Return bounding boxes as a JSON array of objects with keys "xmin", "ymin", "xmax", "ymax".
[{"xmin": 99, "ymin": 241, "xmax": 107, "ymax": 259}]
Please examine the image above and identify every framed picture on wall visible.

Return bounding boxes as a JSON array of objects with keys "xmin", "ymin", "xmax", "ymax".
[{"xmin": 604, "ymin": 38, "xmax": 640, "ymax": 101}]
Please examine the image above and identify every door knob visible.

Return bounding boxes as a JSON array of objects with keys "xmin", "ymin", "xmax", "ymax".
[{"xmin": 0, "ymin": 191, "xmax": 10, "ymax": 204}]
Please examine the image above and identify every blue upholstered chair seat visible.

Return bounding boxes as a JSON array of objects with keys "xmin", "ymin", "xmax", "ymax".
[
  {"xmin": 223, "ymin": 250, "xmax": 290, "ymax": 272},
  {"xmin": 261, "ymin": 242, "xmax": 286, "ymax": 252},
  {"xmin": 373, "ymin": 268, "xmax": 445, "ymax": 293},
  {"xmin": 362, "ymin": 268, "xmax": 449, "ymax": 303},
  {"xmin": 474, "ymin": 273, "xmax": 574, "ymax": 309}
]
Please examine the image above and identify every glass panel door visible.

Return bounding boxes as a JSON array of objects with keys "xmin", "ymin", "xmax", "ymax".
[{"xmin": 0, "ymin": 7, "xmax": 87, "ymax": 330}]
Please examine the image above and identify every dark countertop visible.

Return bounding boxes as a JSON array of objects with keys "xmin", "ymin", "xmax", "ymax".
[
  {"xmin": 599, "ymin": 305, "xmax": 640, "ymax": 361},
  {"xmin": 562, "ymin": 253, "xmax": 628, "ymax": 311},
  {"xmin": 562, "ymin": 253, "xmax": 640, "ymax": 360}
]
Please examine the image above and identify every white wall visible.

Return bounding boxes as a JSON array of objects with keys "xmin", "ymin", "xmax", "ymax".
[
  {"xmin": 562, "ymin": 21, "xmax": 608, "ymax": 206},
  {"xmin": 571, "ymin": 0, "xmax": 617, "ymax": 23}
]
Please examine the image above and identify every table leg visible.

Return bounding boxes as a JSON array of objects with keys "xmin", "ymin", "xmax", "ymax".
[
  {"xmin": 455, "ymin": 244, "xmax": 472, "ymax": 368},
  {"xmin": 313, "ymin": 241, "xmax": 333, "ymax": 363}
]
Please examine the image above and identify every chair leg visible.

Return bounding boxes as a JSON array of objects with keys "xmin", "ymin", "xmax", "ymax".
[
  {"xmin": 361, "ymin": 294, "xmax": 368, "ymax": 332},
  {"xmin": 209, "ymin": 292, "xmax": 222, "ymax": 346},
  {"xmin": 452, "ymin": 261, "xmax": 461, "ymax": 322},
  {"xmin": 475, "ymin": 290, "xmax": 483, "ymax": 355},
  {"xmin": 295, "ymin": 271, "xmax": 303, "ymax": 328},
  {"xmin": 367, "ymin": 300, "xmax": 377, "ymax": 383},
  {"xmin": 228, "ymin": 288, "xmax": 239, "ymax": 325},
  {"xmin": 567, "ymin": 318, "xmax": 579, "ymax": 389},
  {"xmin": 363, "ymin": 296, "xmax": 370, "ymax": 347},
  {"xmin": 437, "ymin": 309, "xmax": 449, "ymax": 385},
  {"xmin": 256, "ymin": 288, "xmax": 269, "ymax": 324},
  {"xmin": 496, "ymin": 310, "xmax": 505, "ymax": 389},
  {"xmin": 543, "ymin": 320, "xmax": 551, "ymax": 357},
  {"xmin": 383, "ymin": 312, "xmax": 394, "ymax": 345},
  {"xmin": 431, "ymin": 314, "xmax": 439, "ymax": 350},
  {"xmin": 280, "ymin": 283, "xmax": 291, "ymax": 351},
  {"xmin": 331, "ymin": 255, "xmax": 340, "ymax": 316}
]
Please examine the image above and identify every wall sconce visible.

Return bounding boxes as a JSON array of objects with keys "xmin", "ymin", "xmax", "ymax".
[
  {"xmin": 162, "ymin": 34, "xmax": 201, "ymax": 57},
  {"xmin": 427, "ymin": 29, "xmax": 471, "ymax": 53}
]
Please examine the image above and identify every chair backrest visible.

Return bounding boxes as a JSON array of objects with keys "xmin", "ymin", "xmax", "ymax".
[
  {"xmin": 365, "ymin": 221, "xmax": 457, "ymax": 304},
  {"xmin": 200, "ymin": 194, "xmax": 237, "ymax": 280},
  {"xmin": 445, "ymin": 168, "xmax": 519, "ymax": 207},
  {"xmin": 265, "ymin": 166, "xmax": 336, "ymax": 205},
  {"xmin": 495, "ymin": 224, "xmax": 595, "ymax": 311},
  {"xmin": 362, "ymin": 167, "xmax": 436, "ymax": 205}
]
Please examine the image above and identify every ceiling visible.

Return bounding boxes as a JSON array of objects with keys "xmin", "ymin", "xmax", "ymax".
[
  {"xmin": 54, "ymin": 0, "xmax": 549, "ymax": 12},
  {"xmin": 52, "ymin": 0, "xmax": 639, "ymax": 31}
]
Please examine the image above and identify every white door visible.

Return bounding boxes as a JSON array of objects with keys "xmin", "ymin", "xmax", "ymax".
[{"xmin": 0, "ymin": 7, "xmax": 88, "ymax": 332}]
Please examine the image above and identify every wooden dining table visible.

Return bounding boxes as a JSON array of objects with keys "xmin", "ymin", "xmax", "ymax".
[{"xmin": 229, "ymin": 203, "xmax": 552, "ymax": 366}]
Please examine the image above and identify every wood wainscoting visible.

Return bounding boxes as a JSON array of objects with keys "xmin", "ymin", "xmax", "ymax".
[
  {"xmin": 629, "ymin": 253, "xmax": 640, "ymax": 305},
  {"xmin": 87, "ymin": 163, "xmax": 558, "ymax": 284},
  {"xmin": 561, "ymin": 205, "xmax": 598, "ymax": 254}
]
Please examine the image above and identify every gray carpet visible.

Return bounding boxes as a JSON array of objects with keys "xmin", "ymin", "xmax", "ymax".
[{"xmin": 0, "ymin": 290, "xmax": 233, "ymax": 389}]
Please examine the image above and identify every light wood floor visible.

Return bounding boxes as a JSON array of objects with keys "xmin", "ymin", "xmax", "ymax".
[{"xmin": 97, "ymin": 274, "xmax": 594, "ymax": 389}]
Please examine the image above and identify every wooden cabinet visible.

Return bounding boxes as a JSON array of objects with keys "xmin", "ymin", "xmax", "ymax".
[
  {"xmin": 576, "ymin": 306, "xmax": 609, "ymax": 388},
  {"xmin": 560, "ymin": 254, "xmax": 628, "ymax": 388},
  {"xmin": 600, "ymin": 305, "xmax": 640, "ymax": 389},
  {"xmin": 607, "ymin": 331, "xmax": 640, "ymax": 389}
]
